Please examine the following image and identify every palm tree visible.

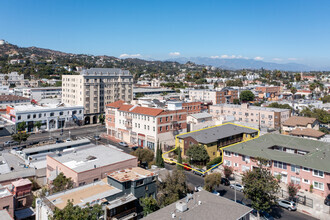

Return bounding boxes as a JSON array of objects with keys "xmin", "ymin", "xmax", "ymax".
[
  {"xmin": 275, "ymin": 71, "xmax": 282, "ymax": 79},
  {"xmin": 295, "ymin": 73, "xmax": 301, "ymax": 82},
  {"xmin": 309, "ymin": 83, "xmax": 316, "ymax": 100}
]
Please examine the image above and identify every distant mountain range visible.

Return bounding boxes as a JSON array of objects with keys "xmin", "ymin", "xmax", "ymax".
[{"xmin": 166, "ymin": 57, "xmax": 328, "ymax": 71}]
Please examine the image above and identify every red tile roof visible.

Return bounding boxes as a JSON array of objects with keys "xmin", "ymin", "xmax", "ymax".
[
  {"xmin": 106, "ymin": 100, "xmax": 125, "ymax": 108},
  {"xmin": 130, "ymin": 106, "xmax": 163, "ymax": 116},
  {"xmin": 118, "ymin": 104, "xmax": 134, "ymax": 111}
]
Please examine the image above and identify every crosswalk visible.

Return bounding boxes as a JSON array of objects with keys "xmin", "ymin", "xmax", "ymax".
[{"xmin": 74, "ymin": 135, "xmax": 96, "ymax": 140}]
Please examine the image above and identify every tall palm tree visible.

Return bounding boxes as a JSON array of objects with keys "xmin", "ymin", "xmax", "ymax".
[{"xmin": 309, "ymin": 83, "xmax": 316, "ymax": 100}]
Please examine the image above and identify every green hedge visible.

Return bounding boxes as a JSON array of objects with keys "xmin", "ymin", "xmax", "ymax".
[{"xmin": 206, "ymin": 156, "xmax": 222, "ymax": 169}]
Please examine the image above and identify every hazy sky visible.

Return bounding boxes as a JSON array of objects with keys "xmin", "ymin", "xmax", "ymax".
[{"xmin": 1, "ymin": 0, "xmax": 330, "ymax": 67}]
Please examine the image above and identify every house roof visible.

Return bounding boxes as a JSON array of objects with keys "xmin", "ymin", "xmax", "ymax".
[
  {"xmin": 177, "ymin": 124, "xmax": 257, "ymax": 144},
  {"xmin": 282, "ymin": 116, "xmax": 317, "ymax": 127},
  {"xmin": 224, "ymin": 134, "xmax": 330, "ymax": 172},
  {"xmin": 106, "ymin": 100, "xmax": 125, "ymax": 108},
  {"xmin": 118, "ymin": 104, "xmax": 164, "ymax": 116},
  {"xmin": 0, "ymin": 95, "xmax": 30, "ymax": 102},
  {"xmin": 143, "ymin": 190, "xmax": 252, "ymax": 220},
  {"xmin": 108, "ymin": 167, "xmax": 156, "ymax": 182},
  {"xmin": 290, "ymin": 128, "xmax": 325, "ymax": 138},
  {"xmin": 12, "ymin": 178, "xmax": 32, "ymax": 187}
]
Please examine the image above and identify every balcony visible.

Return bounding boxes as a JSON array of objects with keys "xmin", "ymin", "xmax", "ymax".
[
  {"xmin": 125, "ymin": 115, "xmax": 132, "ymax": 120},
  {"xmin": 109, "ymin": 208, "xmax": 137, "ymax": 220}
]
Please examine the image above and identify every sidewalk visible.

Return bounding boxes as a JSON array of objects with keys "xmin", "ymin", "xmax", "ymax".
[{"xmin": 101, "ymin": 134, "xmax": 135, "ymax": 147}]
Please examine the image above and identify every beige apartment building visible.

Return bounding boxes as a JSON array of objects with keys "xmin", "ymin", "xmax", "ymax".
[
  {"xmin": 189, "ymin": 88, "xmax": 238, "ymax": 104},
  {"xmin": 62, "ymin": 68, "xmax": 133, "ymax": 124},
  {"xmin": 209, "ymin": 103, "xmax": 291, "ymax": 129}
]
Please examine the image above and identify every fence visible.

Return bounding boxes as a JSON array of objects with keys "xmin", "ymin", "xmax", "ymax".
[{"xmin": 277, "ymin": 189, "xmax": 313, "ymax": 208}]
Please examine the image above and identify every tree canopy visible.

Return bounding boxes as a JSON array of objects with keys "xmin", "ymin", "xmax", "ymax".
[
  {"xmin": 267, "ymin": 102, "xmax": 293, "ymax": 111},
  {"xmin": 186, "ymin": 144, "xmax": 209, "ymax": 165},
  {"xmin": 131, "ymin": 148, "xmax": 154, "ymax": 165},
  {"xmin": 300, "ymin": 107, "xmax": 330, "ymax": 124},
  {"xmin": 51, "ymin": 200, "xmax": 103, "ymax": 220},
  {"xmin": 242, "ymin": 159, "xmax": 280, "ymax": 217},
  {"xmin": 52, "ymin": 172, "xmax": 74, "ymax": 193},
  {"xmin": 240, "ymin": 90, "xmax": 255, "ymax": 102},
  {"xmin": 204, "ymin": 173, "xmax": 221, "ymax": 192},
  {"xmin": 12, "ymin": 132, "xmax": 30, "ymax": 145},
  {"xmin": 140, "ymin": 195, "xmax": 159, "ymax": 216}
]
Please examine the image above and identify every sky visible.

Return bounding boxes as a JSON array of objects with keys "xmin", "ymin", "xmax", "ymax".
[{"xmin": 1, "ymin": 0, "xmax": 330, "ymax": 67}]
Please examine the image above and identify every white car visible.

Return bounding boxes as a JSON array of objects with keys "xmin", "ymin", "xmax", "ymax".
[
  {"xmin": 230, "ymin": 183, "xmax": 244, "ymax": 192},
  {"xmin": 118, "ymin": 142, "xmax": 128, "ymax": 147}
]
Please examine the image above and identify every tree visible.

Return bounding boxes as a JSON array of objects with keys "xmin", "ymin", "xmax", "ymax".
[
  {"xmin": 242, "ymin": 159, "xmax": 280, "ymax": 219},
  {"xmin": 267, "ymin": 102, "xmax": 293, "ymax": 111},
  {"xmin": 213, "ymin": 81, "xmax": 218, "ymax": 88},
  {"xmin": 12, "ymin": 132, "xmax": 30, "ymax": 145},
  {"xmin": 295, "ymin": 73, "xmax": 301, "ymax": 82},
  {"xmin": 131, "ymin": 148, "xmax": 154, "ymax": 165},
  {"xmin": 204, "ymin": 173, "xmax": 221, "ymax": 192},
  {"xmin": 51, "ymin": 200, "xmax": 103, "ymax": 220},
  {"xmin": 300, "ymin": 107, "xmax": 330, "ymax": 124},
  {"xmin": 240, "ymin": 90, "xmax": 255, "ymax": 102},
  {"xmin": 287, "ymin": 183, "xmax": 301, "ymax": 201},
  {"xmin": 177, "ymin": 148, "xmax": 183, "ymax": 170},
  {"xmin": 34, "ymin": 121, "xmax": 42, "ymax": 132},
  {"xmin": 52, "ymin": 172, "xmax": 74, "ymax": 193},
  {"xmin": 309, "ymin": 83, "xmax": 316, "ymax": 99},
  {"xmin": 186, "ymin": 144, "xmax": 209, "ymax": 165},
  {"xmin": 233, "ymin": 99, "xmax": 240, "ymax": 104},
  {"xmin": 17, "ymin": 121, "xmax": 26, "ymax": 132},
  {"xmin": 157, "ymin": 169, "xmax": 188, "ymax": 207},
  {"xmin": 155, "ymin": 142, "xmax": 164, "ymax": 168},
  {"xmin": 140, "ymin": 195, "xmax": 159, "ymax": 216},
  {"xmin": 98, "ymin": 114, "xmax": 105, "ymax": 124},
  {"xmin": 206, "ymin": 156, "xmax": 222, "ymax": 169},
  {"xmin": 223, "ymin": 165, "xmax": 233, "ymax": 179}
]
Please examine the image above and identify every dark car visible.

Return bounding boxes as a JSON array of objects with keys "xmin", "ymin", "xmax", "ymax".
[
  {"xmin": 182, "ymin": 163, "xmax": 192, "ymax": 171},
  {"xmin": 29, "ymin": 141, "xmax": 39, "ymax": 146},
  {"xmin": 193, "ymin": 169, "xmax": 206, "ymax": 177},
  {"xmin": 94, "ymin": 135, "xmax": 101, "ymax": 141},
  {"xmin": 221, "ymin": 178, "xmax": 230, "ymax": 186},
  {"xmin": 324, "ymin": 194, "xmax": 330, "ymax": 206},
  {"xmin": 55, "ymin": 140, "xmax": 64, "ymax": 144},
  {"xmin": 132, "ymin": 146, "xmax": 142, "ymax": 151}
]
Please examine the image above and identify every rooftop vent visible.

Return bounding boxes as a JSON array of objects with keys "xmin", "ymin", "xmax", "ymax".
[
  {"xmin": 86, "ymin": 155, "xmax": 97, "ymax": 161},
  {"xmin": 176, "ymin": 201, "xmax": 187, "ymax": 212}
]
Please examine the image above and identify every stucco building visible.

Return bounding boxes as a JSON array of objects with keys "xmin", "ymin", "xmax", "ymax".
[
  {"xmin": 62, "ymin": 68, "xmax": 133, "ymax": 124},
  {"xmin": 189, "ymin": 88, "xmax": 238, "ymax": 105}
]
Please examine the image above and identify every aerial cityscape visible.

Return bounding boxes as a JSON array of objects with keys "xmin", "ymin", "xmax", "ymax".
[{"xmin": 0, "ymin": 1, "xmax": 330, "ymax": 220}]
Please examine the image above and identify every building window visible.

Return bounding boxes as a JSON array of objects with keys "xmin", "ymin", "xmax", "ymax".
[
  {"xmin": 234, "ymin": 153, "xmax": 238, "ymax": 157},
  {"xmin": 166, "ymin": 125, "xmax": 168, "ymax": 130},
  {"xmin": 234, "ymin": 163, "xmax": 238, "ymax": 167},
  {"xmin": 302, "ymin": 167, "xmax": 310, "ymax": 172},
  {"xmin": 166, "ymin": 117, "xmax": 168, "ymax": 121},
  {"xmin": 273, "ymin": 161, "xmax": 287, "ymax": 169},
  {"xmin": 60, "ymin": 112, "xmax": 63, "ymax": 115},
  {"xmin": 160, "ymin": 118, "xmax": 162, "ymax": 122},
  {"xmin": 290, "ymin": 176, "xmax": 300, "ymax": 185},
  {"xmin": 153, "ymin": 127, "xmax": 155, "ymax": 131},
  {"xmin": 224, "ymin": 151, "xmax": 231, "ymax": 157},
  {"xmin": 313, "ymin": 181, "xmax": 324, "ymax": 190},
  {"xmin": 136, "ymin": 180, "xmax": 143, "ymax": 187},
  {"xmin": 27, "ymin": 114, "xmax": 31, "ymax": 119},
  {"xmin": 33, "ymin": 114, "xmax": 36, "ymax": 118},
  {"xmin": 224, "ymin": 160, "xmax": 231, "ymax": 166},
  {"xmin": 50, "ymin": 112, "xmax": 54, "ymax": 116},
  {"xmin": 303, "ymin": 179, "xmax": 310, "ymax": 184},
  {"xmin": 18, "ymin": 116, "xmax": 21, "ymax": 120},
  {"xmin": 313, "ymin": 170, "xmax": 324, "ymax": 178},
  {"xmin": 144, "ymin": 125, "xmax": 146, "ymax": 129},
  {"xmin": 39, "ymin": 114, "xmax": 42, "ymax": 118},
  {"xmin": 160, "ymin": 126, "xmax": 162, "ymax": 131},
  {"xmin": 291, "ymin": 165, "xmax": 300, "ymax": 173}
]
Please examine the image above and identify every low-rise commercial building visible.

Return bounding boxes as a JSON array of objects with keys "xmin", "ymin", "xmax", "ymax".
[
  {"xmin": 223, "ymin": 134, "xmax": 330, "ymax": 197},
  {"xmin": 177, "ymin": 123, "xmax": 258, "ymax": 160},
  {"xmin": 46, "ymin": 144, "xmax": 137, "ymax": 187},
  {"xmin": 189, "ymin": 88, "xmax": 238, "ymax": 105},
  {"xmin": 186, "ymin": 112, "xmax": 214, "ymax": 132},
  {"xmin": 0, "ymin": 95, "xmax": 30, "ymax": 109},
  {"xmin": 209, "ymin": 103, "xmax": 291, "ymax": 129},
  {"xmin": 106, "ymin": 100, "xmax": 187, "ymax": 151},
  {"xmin": 14, "ymin": 87, "xmax": 62, "ymax": 101},
  {"xmin": 3, "ymin": 103, "xmax": 83, "ymax": 132}
]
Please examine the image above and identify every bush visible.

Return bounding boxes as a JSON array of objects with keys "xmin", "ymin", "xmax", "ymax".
[
  {"xmin": 206, "ymin": 157, "xmax": 222, "ymax": 169},
  {"xmin": 223, "ymin": 165, "xmax": 233, "ymax": 179}
]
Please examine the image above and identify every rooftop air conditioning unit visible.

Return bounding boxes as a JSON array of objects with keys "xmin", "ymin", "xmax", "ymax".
[{"xmin": 176, "ymin": 201, "xmax": 187, "ymax": 212}]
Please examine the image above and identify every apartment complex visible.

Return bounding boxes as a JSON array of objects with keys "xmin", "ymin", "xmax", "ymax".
[
  {"xmin": 223, "ymin": 134, "xmax": 330, "ymax": 197},
  {"xmin": 189, "ymin": 88, "xmax": 238, "ymax": 104},
  {"xmin": 177, "ymin": 123, "xmax": 258, "ymax": 160},
  {"xmin": 62, "ymin": 68, "xmax": 133, "ymax": 124},
  {"xmin": 209, "ymin": 103, "xmax": 291, "ymax": 129},
  {"xmin": 255, "ymin": 86, "xmax": 281, "ymax": 100},
  {"xmin": 106, "ymin": 100, "xmax": 187, "ymax": 151},
  {"xmin": 14, "ymin": 87, "xmax": 62, "ymax": 100}
]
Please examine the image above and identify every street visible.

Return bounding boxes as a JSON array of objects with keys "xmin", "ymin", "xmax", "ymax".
[{"xmin": 165, "ymin": 164, "xmax": 316, "ymax": 220}]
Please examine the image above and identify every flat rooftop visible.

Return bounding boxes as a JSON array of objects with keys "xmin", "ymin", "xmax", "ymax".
[
  {"xmin": 213, "ymin": 104, "xmax": 290, "ymax": 112},
  {"xmin": 143, "ymin": 190, "xmax": 252, "ymax": 220},
  {"xmin": 49, "ymin": 145, "xmax": 136, "ymax": 173},
  {"xmin": 46, "ymin": 179, "xmax": 121, "ymax": 209},
  {"xmin": 23, "ymin": 139, "xmax": 91, "ymax": 154},
  {"xmin": 177, "ymin": 124, "xmax": 257, "ymax": 144},
  {"xmin": 108, "ymin": 167, "xmax": 156, "ymax": 182},
  {"xmin": 13, "ymin": 103, "xmax": 82, "ymax": 112},
  {"xmin": 0, "ymin": 185, "xmax": 12, "ymax": 198},
  {"xmin": 225, "ymin": 134, "xmax": 330, "ymax": 172}
]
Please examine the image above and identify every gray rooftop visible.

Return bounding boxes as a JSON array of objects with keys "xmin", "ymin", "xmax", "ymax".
[
  {"xmin": 213, "ymin": 104, "xmax": 290, "ymax": 112},
  {"xmin": 143, "ymin": 190, "xmax": 252, "ymax": 220},
  {"xmin": 80, "ymin": 68, "xmax": 131, "ymax": 76},
  {"xmin": 177, "ymin": 124, "xmax": 257, "ymax": 144},
  {"xmin": 225, "ymin": 134, "xmax": 330, "ymax": 172},
  {"xmin": 49, "ymin": 145, "xmax": 136, "ymax": 173},
  {"xmin": 190, "ymin": 112, "xmax": 212, "ymax": 120},
  {"xmin": 22, "ymin": 139, "xmax": 91, "ymax": 154}
]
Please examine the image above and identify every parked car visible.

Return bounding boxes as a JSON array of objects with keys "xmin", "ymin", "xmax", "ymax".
[
  {"xmin": 66, "ymin": 139, "xmax": 72, "ymax": 142},
  {"xmin": 164, "ymin": 158, "xmax": 176, "ymax": 165},
  {"xmin": 29, "ymin": 141, "xmax": 39, "ymax": 145},
  {"xmin": 94, "ymin": 135, "xmax": 101, "ymax": 141},
  {"xmin": 118, "ymin": 142, "xmax": 128, "ymax": 147},
  {"xmin": 195, "ymin": 186, "xmax": 203, "ymax": 192},
  {"xmin": 3, "ymin": 141, "xmax": 19, "ymax": 147},
  {"xmin": 210, "ymin": 164, "xmax": 219, "ymax": 171},
  {"xmin": 324, "ymin": 194, "xmax": 330, "ymax": 206},
  {"xmin": 182, "ymin": 163, "xmax": 192, "ymax": 171},
  {"xmin": 132, "ymin": 146, "xmax": 142, "ymax": 151},
  {"xmin": 229, "ymin": 183, "xmax": 244, "ymax": 192},
  {"xmin": 251, "ymin": 210, "xmax": 274, "ymax": 220},
  {"xmin": 55, "ymin": 140, "xmax": 64, "ymax": 144},
  {"xmin": 221, "ymin": 178, "xmax": 230, "ymax": 186},
  {"xmin": 40, "ymin": 130, "xmax": 47, "ymax": 133},
  {"xmin": 277, "ymin": 199, "xmax": 297, "ymax": 211},
  {"xmin": 193, "ymin": 169, "xmax": 206, "ymax": 177},
  {"xmin": 212, "ymin": 190, "xmax": 220, "ymax": 196}
]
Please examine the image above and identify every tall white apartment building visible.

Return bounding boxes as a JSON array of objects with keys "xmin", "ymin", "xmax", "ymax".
[{"xmin": 62, "ymin": 68, "xmax": 133, "ymax": 124}]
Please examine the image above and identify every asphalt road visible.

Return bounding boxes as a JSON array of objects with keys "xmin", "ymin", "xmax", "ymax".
[
  {"xmin": 0, "ymin": 125, "xmax": 106, "ymax": 147},
  {"xmin": 165, "ymin": 164, "xmax": 316, "ymax": 220}
]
